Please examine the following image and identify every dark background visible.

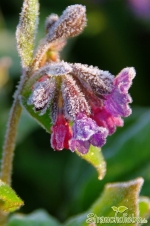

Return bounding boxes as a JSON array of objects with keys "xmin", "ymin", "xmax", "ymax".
[{"xmin": 0, "ymin": 0, "xmax": 150, "ymax": 222}]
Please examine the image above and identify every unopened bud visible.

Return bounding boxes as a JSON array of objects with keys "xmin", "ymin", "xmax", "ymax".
[
  {"xmin": 45, "ymin": 14, "xmax": 59, "ymax": 33},
  {"xmin": 47, "ymin": 5, "xmax": 87, "ymax": 41}
]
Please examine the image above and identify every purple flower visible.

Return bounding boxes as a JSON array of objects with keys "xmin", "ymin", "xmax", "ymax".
[
  {"xmin": 69, "ymin": 113, "xmax": 108, "ymax": 154},
  {"xmin": 27, "ymin": 5, "xmax": 136, "ymax": 154},
  {"xmin": 104, "ymin": 67, "xmax": 135, "ymax": 117}
]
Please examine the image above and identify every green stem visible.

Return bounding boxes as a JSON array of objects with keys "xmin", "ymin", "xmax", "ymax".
[
  {"xmin": 0, "ymin": 70, "xmax": 28, "ymax": 185},
  {"xmin": 0, "ymin": 71, "xmax": 29, "ymax": 225},
  {"xmin": 0, "ymin": 98, "xmax": 22, "ymax": 185}
]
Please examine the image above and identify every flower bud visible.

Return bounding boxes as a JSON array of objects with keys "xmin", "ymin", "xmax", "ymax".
[{"xmin": 47, "ymin": 5, "xmax": 87, "ymax": 41}]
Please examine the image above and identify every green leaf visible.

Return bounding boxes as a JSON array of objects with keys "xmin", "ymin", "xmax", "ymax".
[
  {"xmin": 7, "ymin": 178, "xmax": 148, "ymax": 226},
  {"xmin": 118, "ymin": 206, "xmax": 128, "ymax": 213},
  {"xmin": 65, "ymin": 178, "xmax": 144, "ymax": 226},
  {"xmin": 111, "ymin": 206, "xmax": 118, "ymax": 212},
  {"xmin": 8, "ymin": 209, "xmax": 62, "ymax": 226},
  {"xmin": 16, "ymin": 0, "xmax": 39, "ymax": 68},
  {"xmin": 139, "ymin": 196, "xmax": 150, "ymax": 220},
  {"xmin": 76, "ymin": 145, "xmax": 106, "ymax": 180},
  {"xmin": 17, "ymin": 109, "xmax": 39, "ymax": 143},
  {"xmin": 21, "ymin": 94, "xmax": 51, "ymax": 133},
  {"xmin": 0, "ymin": 179, "xmax": 24, "ymax": 212},
  {"xmin": 20, "ymin": 70, "xmax": 52, "ymax": 132}
]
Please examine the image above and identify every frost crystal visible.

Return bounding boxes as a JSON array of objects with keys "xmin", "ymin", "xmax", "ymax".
[
  {"xmin": 62, "ymin": 74, "xmax": 90, "ymax": 120},
  {"xmin": 47, "ymin": 5, "xmax": 87, "ymax": 41},
  {"xmin": 72, "ymin": 63, "xmax": 114, "ymax": 96},
  {"xmin": 45, "ymin": 14, "xmax": 59, "ymax": 32},
  {"xmin": 26, "ymin": 5, "xmax": 136, "ymax": 154},
  {"xmin": 28, "ymin": 77, "xmax": 56, "ymax": 115}
]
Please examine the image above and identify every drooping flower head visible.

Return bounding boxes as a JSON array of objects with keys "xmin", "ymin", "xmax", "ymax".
[{"xmin": 27, "ymin": 5, "xmax": 136, "ymax": 154}]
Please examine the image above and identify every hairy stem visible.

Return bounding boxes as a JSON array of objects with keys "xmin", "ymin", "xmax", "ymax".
[
  {"xmin": 0, "ymin": 71, "xmax": 27, "ymax": 185},
  {"xmin": 0, "ymin": 98, "xmax": 22, "ymax": 185}
]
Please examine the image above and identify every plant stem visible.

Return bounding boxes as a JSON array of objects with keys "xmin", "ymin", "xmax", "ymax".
[
  {"xmin": 0, "ymin": 97, "xmax": 22, "ymax": 225},
  {"xmin": 0, "ymin": 71, "xmax": 27, "ymax": 185},
  {"xmin": 0, "ymin": 98, "xmax": 22, "ymax": 185}
]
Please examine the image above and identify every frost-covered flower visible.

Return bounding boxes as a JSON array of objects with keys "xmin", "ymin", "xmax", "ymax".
[{"xmin": 27, "ymin": 5, "xmax": 136, "ymax": 154}]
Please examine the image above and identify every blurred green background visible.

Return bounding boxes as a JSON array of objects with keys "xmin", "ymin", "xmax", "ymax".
[{"xmin": 0, "ymin": 0, "xmax": 150, "ymax": 223}]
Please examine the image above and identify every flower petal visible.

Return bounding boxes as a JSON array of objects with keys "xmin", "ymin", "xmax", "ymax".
[
  {"xmin": 90, "ymin": 128, "xmax": 108, "ymax": 147},
  {"xmin": 91, "ymin": 107, "xmax": 124, "ymax": 135},
  {"xmin": 69, "ymin": 113, "xmax": 108, "ymax": 153},
  {"xmin": 69, "ymin": 139, "xmax": 90, "ymax": 154},
  {"xmin": 72, "ymin": 113, "xmax": 100, "ymax": 141},
  {"xmin": 104, "ymin": 67, "xmax": 136, "ymax": 117},
  {"xmin": 51, "ymin": 115, "xmax": 72, "ymax": 150}
]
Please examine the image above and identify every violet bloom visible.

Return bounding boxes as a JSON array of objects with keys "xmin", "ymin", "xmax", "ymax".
[
  {"xmin": 69, "ymin": 113, "xmax": 108, "ymax": 154},
  {"xmin": 104, "ymin": 67, "xmax": 136, "ymax": 117},
  {"xmin": 27, "ymin": 5, "xmax": 136, "ymax": 154}
]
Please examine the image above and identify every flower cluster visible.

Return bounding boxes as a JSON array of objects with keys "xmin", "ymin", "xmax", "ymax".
[{"xmin": 27, "ymin": 5, "xmax": 136, "ymax": 154}]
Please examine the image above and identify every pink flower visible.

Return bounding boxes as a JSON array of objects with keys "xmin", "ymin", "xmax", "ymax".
[
  {"xmin": 91, "ymin": 106, "xmax": 123, "ymax": 135},
  {"xmin": 51, "ymin": 114, "xmax": 72, "ymax": 150}
]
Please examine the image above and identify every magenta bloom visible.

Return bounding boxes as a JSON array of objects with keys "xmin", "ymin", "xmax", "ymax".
[
  {"xmin": 91, "ymin": 107, "xmax": 123, "ymax": 135},
  {"xmin": 27, "ymin": 5, "xmax": 136, "ymax": 154}
]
